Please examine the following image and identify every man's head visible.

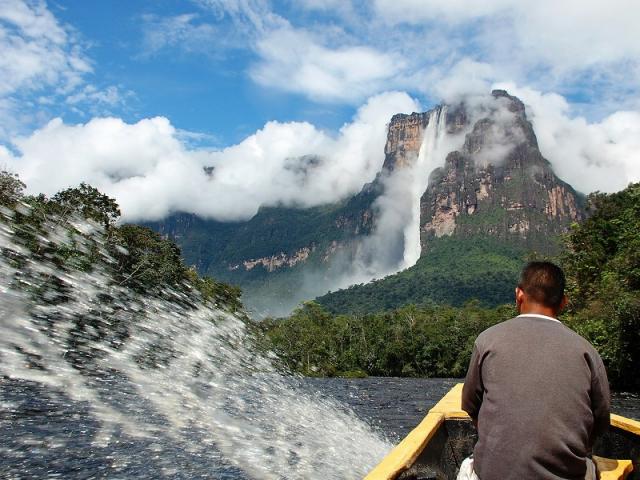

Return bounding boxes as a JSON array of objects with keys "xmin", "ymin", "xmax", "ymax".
[{"xmin": 515, "ymin": 261, "xmax": 567, "ymax": 316}]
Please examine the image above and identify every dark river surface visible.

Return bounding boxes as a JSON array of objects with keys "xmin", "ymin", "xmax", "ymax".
[
  {"xmin": 2, "ymin": 377, "xmax": 639, "ymax": 479},
  {"xmin": 309, "ymin": 377, "xmax": 640, "ymax": 441}
]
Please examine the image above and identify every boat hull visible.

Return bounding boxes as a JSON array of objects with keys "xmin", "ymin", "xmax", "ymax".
[
  {"xmin": 397, "ymin": 418, "xmax": 476, "ymax": 480},
  {"xmin": 397, "ymin": 418, "xmax": 640, "ymax": 480},
  {"xmin": 366, "ymin": 384, "xmax": 640, "ymax": 480}
]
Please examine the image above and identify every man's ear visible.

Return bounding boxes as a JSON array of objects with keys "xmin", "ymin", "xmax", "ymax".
[
  {"xmin": 559, "ymin": 294, "xmax": 568, "ymax": 312},
  {"xmin": 515, "ymin": 287, "xmax": 525, "ymax": 306}
]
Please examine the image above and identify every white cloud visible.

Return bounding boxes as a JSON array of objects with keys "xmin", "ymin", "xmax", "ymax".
[
  {"xmin": 193, "ymin": 0, "xmax": 284, "ymax": 35},
  {"xmin": 251, "ymin": 26, "xmax": 403, "ymax": 103},
  {"xmin": 65, "ymin": 85, "xmax": 130, "ymax": 109},
  {"xmin": 289, "ymin": 0, "xmax": 358, "ymax": 21},
  {"xmin": 189, "ymin": 0, "xmax": 425, "ymax": 104},
  {"xmin": 494, "ymin": 83, "xmax": 640, "ymax": 194},
  {"xmin": 0, "ymin": 0, "xmax": 130, "ymax": 138},
  {"xmin": 374, "ymin": 0, "xmax": 640, "ymax": 84},
  {"xmin": 139, "ymin": 13, "xmax": 221, "ymax": 57},
  {"xmin": 4, "ymin": 91, "xmax": 420, "ymax": 221},
  {"xmin": 428, "ymin": 59, "xmax": 495, "ymax": 103},
  {"xmin": 373, "ymin": 0, "xmax": 512, "ymax": 24},
  {"xmin": 514, "ymin": 1, "xmax": 640, "ymax": 70},
  {"xmin": 0, "ymin": 0, "xmax": 91, "ymax": 96},
  {"xmin": 294, "ymin": 0, "xmax": 349, "ymax": 10}
]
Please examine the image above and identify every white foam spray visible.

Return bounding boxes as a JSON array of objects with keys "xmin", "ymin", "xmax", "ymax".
[{"xmin": 0, "ymin": 210, "xmax": 391, "ymax": 479}]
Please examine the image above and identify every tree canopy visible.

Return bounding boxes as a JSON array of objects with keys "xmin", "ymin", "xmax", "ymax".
[
  {"xmin": 261, "ymin": 183, "xmax": 640, "ymax": 391},
  {"xmin": 0, "ymin": 171, "xmax": 243, "ymax": 313},
  {"xmin": 562, "ymin": 183, "xmax": 640, "ymax": 389}
]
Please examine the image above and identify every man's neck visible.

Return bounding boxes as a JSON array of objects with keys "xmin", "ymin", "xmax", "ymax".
[{"xmin": 518, "ymin": 304, "xmax": 559, "ymax": 319}]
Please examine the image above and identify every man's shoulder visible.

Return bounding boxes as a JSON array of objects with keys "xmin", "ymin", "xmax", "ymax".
[
  {"xmin": 475, "ymin": 316, "xmax": 521, "ymax": 342},
  {"xmin": 476, "ymin": 315, "xmax": 600, "ymax": 356}
]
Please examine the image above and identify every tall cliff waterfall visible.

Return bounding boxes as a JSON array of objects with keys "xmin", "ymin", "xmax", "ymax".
[
  {"xmin": 344, "ymin": 106, "xmax": 450, "ymax": 286},
  {"xmin": 401, "ymin": 106, "xmax": 448, "ymax": 268}
]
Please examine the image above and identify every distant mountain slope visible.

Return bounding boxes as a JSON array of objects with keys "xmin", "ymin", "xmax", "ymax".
[
  {"xmin": 317, "ymin": 91, "xmax": 585, "ymax": 313},
  {"xmin": 146, "ymin": 181, "xmax": 380, "ymax": 316},
  {"xmin": 149, "ymin": 90, "xmax": 585, "ymax": 316},
  {"xmin": 316, "ymin": 235, "xmax": 529, "ymax": 313}
]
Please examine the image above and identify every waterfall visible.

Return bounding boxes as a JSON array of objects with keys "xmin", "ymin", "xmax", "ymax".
[
  {"xmin": 401, "ymin": 106, "xmax": 449, "ymax": 268},
  {"xmin": 330, "ymin": 105, "xmax": 453, "ymax": 290}
]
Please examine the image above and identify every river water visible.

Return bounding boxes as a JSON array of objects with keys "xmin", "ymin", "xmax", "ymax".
[
  {"xmin": 309, "ymin": 377, "xmax": 640, "ymax": 441},
  {"xmin": 2, "ymin": 376, "xmax": 638, "ymax": 479}
]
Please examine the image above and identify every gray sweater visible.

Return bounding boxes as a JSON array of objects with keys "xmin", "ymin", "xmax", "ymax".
[{"xmin": 461, "ymin": 315, "xmax": 610, "ymax": 480}]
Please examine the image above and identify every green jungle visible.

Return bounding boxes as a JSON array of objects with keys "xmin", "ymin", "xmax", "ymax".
[
  {"xmin": 2, "ymin": 171, "xmax": 638, "ymax": 391},
  {"xmin": 260, "ymin": 182, "xmax": 640, "ymax": 391}
]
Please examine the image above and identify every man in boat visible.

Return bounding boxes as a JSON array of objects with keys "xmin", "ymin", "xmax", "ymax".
[{"xmin": 460, "ymin": 261, "xmax": 610, "ymax": 480}]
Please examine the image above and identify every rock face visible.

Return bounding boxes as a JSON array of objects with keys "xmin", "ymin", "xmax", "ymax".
[
  {"xmin": 376, "ymin": 90, "xmax": 582, "ymax": 253},
  {"xmin": 233, "ymin": 247, "xmax": 313, "ymax": 272},
  {"xmin": 383, "ymin": 112, "xmax": 431, "ymax": 171},
  {"xmin": 420, "ymin": 90, "xmax": 583, "ymax": 252},
  {"xmin": 382, "ymin": 106, "xmax": 468, "ymax": 173},
  {"xmin": 149, "ymin": 90, "xmax": 585, "ymax": 315}
]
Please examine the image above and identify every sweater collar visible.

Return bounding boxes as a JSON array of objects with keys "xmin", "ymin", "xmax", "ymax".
[{"xmin": 516, "ymin": 313, "xmax": 561, "ymax": 323}]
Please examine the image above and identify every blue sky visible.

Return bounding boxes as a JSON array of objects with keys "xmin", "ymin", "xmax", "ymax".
[
  {"xmin": 1, "ymin": 0, "xmax": 639, "ymax": 221},
  {"xmin": 23, "ymin": 1, "xmax": 361, "ymax": 145},
  {"xmin": 11, "ymin": 0, "xmax": 639, "ymax": 143}
]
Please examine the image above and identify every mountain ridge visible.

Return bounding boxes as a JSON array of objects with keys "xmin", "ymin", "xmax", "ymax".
[{"xmin": 147, "ymin": 90, "xmax": 585, "ymax": 316}]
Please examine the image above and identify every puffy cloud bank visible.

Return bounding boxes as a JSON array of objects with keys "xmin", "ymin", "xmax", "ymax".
[
  {"xmin": 3, "ymin": 85, "xmax": 639, "ymax": 225},
  {"xmin": 251, "ymin": 26, "xmax": 403, "ymax": 103},
  {"xmin": 496, "ymin": 83, "xmax": 640, "ymax": 194},
  {"xmin": 3, "ymin": 91, "xmax": 420, "ymax": 221}
]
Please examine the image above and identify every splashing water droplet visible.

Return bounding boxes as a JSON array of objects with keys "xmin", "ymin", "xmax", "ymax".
[{"xmin": 0, "ymin": 210, "xmax": 391, "ymax": 479}]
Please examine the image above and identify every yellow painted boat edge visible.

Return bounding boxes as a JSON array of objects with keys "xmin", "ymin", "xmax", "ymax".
[
  {"xmin": 610, "ymin": 414, "xmax": 640, "ymax": 436},
  {"xmin": 593, "ymin": 455, "xmax": 634, "ymax": 480},
  {"xmin": 365, "ymin": 383, "xmax": 639, "ymax": 480},
  {"xmin": 429, "ymin": 383, "xmax": 470, "ymax": 420},
  {"xmin": 365, "ymin": 384, "xmax": 469, "ymax": 480},
  {"xmin": 363, "ymin": 412, "xmax": 444, "ymax": 480}
]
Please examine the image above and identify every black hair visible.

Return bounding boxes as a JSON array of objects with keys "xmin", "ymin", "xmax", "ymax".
[{"xmin": 518, "ymin": 261, "xmax": 566, "ymax": 309}]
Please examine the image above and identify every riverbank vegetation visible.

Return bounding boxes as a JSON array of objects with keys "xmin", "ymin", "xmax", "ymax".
[
  {"xmin": 0, "ymin": 171, "xmax": 242, "ymax": 313},
  {"xmin": 0, "ymin": 172, "xmax": 245, "ymax": 370},
  {"xmin": 261, "ymin": 183, "xmax": 640, "ymax": 391},
  {"xmin": 562, "ymin": 183, "xmax": 640, "ymax": 390},
  {"xmin": 259, "ymin": 301, "xmax": 514, "ymax": 378},
  {"xmin": 3, "ymin": 172, "xmax": 636, "ymax": 390}
]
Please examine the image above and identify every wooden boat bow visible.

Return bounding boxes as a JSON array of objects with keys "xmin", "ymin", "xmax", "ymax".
[{"xmin": 365, "ymin": 383, "xmax": 638, "ymax": 480}]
